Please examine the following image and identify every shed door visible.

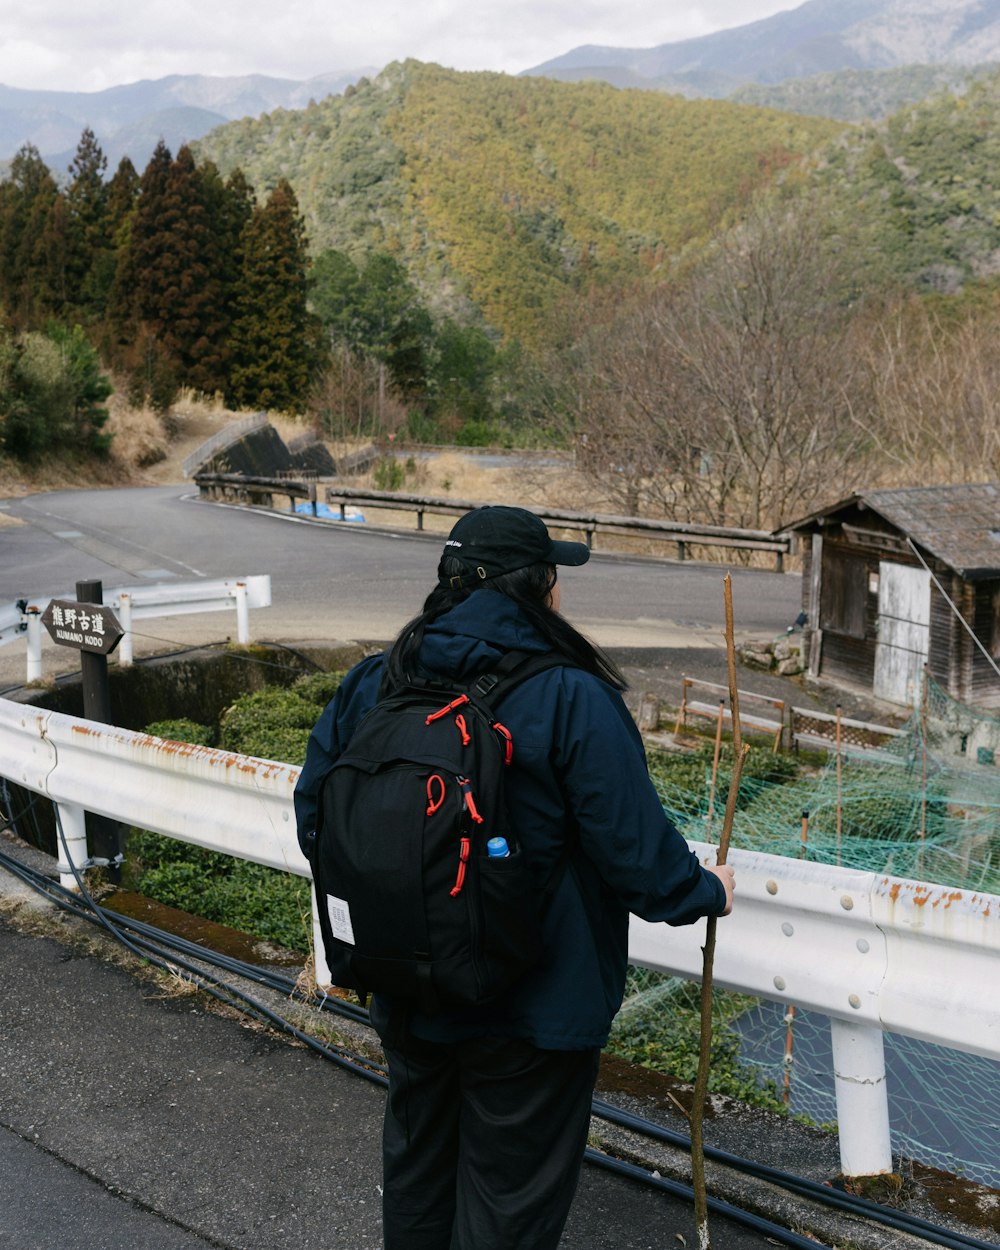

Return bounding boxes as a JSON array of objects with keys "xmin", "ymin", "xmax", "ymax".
[{"xmin": 873, "ymin": 562, "xmax": 930, "ymax": 705}]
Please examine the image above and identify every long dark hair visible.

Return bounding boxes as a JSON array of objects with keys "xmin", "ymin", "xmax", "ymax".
[{"xmin": 379, "ymin": 557, "xmax": 626, "ymax": 694}]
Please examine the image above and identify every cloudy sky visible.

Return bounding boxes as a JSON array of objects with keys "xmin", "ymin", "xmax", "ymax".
[{"xmin": 2, "ymin": 0, "xmax": 800, "ymax": 94}]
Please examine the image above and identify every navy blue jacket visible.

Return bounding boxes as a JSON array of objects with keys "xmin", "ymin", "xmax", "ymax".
[{"xmin": 294, "ymin": 592, "xmax": 725, "ymax": 1050}]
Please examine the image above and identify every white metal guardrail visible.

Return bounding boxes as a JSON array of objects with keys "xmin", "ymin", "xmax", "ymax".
[
  {"xmin": 2, "ymin": 696, "xmax": 998, "ymax": 1179},
  {"xmin": 1, "ymin": 576, "xmax": 271, "ymax": 680}
]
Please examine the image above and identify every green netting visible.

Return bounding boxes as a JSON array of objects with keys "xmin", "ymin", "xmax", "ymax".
[
  {"xmin": 616, "ymin": 672, "xmax": 1000, "ymax": 1186},
  {"xmin": 656, "ymin": 671, "xmax": 1000, "ymax": 893}
]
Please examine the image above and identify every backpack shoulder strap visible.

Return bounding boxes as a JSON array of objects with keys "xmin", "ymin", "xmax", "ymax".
[
  {"xmin": 475, "ymin": 649, "xmax": 578, "ymax": 900},
  {"xmin": 473, "ymin": 649, "xmax": 573, "ymax": 705}
]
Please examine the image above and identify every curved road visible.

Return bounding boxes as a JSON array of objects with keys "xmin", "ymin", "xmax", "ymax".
[{"xmin": 1, "ymin": 486, "xmax": 802, "ymax": 682}]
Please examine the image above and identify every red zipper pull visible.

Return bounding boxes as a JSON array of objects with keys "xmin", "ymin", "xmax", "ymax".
[
  {"xmin": 458, "ymin": 777, "xmax": 484, "ymax": 824},
  {"xmin": 450, "ymin": 836, "xmax": 471, "ymax": 896},
  {"xmin": 426, "ymin": 774, "xmax": 446, "ymax": 815},
  {"xmin": 427, "ymin": 694, "xmax": 470, "ymax": 724}
]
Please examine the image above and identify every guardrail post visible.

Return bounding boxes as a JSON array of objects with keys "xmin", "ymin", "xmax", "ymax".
[
  {"xmin": 830, "ymin": 1016, "xmax": 893, "ymax": 1178},
  {"xmin": 25, "ymin": 608, "xmax": 42, "ymax": 683},
  {"xmin": 55, "ymin": 801, "xmax": 89, "ymax": 890},
  {"xmin": 118, "ymin": 593, "xmax": 133, "ymax": 667},
  {"xmin": 678, "ymin": 540, "xmax": 688, "ymax": 561},
  {"xmin": 235, "ymin": 582, "xmax": 250, "ymax": 644},
  {"xmin": 308, "ymin": 481, "xmax": 318, "ymax": 517}
]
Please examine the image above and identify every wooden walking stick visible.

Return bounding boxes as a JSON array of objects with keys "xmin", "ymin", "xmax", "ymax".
[
  {"xmin": 690, "ymin": 575, "xmax": 749, "ymax": 1250},
  {"xmin": 704, "ymin": 700, "xmax": 726, "ymax": 842}
]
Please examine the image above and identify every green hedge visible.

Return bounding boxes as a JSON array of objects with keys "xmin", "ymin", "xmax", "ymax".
[{"xmin": 127, "ymin": 671, "xmax": 346, "ymax": 952}]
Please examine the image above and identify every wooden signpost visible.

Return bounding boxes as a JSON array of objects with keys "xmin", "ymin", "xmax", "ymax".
[{"xmin": 41, "ymin": 580, "xmax": 124, "ymax": 875}]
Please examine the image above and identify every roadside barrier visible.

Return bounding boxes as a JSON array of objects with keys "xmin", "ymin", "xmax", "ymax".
[
  {"xmin": 2, "ymin": 696, "xmax": 997, "ymax": 1182},
  {"xmin": 193, "ymin": 473, "xmax": 792, "ymax": 570},
  {"xmin": 0, "ymin": 576, "xmax": 271, "ymax": 682}
]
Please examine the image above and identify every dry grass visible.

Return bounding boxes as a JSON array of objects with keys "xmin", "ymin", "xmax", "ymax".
[{"xmin": 105, "ymin": 393, "xmax": 171, "ymax": 472}]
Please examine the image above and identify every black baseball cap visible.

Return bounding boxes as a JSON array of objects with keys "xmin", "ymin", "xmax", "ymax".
[{"xmin": 439, "ymin": 505, "xmax": 590, "ymax": 589}]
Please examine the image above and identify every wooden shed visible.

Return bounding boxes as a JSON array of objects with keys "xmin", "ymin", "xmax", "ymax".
[{"xmin": 780, "ymin": 483, "xmax": 1000, "ymax": 708}]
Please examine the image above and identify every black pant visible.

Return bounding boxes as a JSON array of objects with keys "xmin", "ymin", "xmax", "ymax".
[{"xmin": 379, "ymin": 1031, "xmax": 600, "ymax": 1250}]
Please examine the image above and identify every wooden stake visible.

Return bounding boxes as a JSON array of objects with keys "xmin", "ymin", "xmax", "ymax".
[{"xmin": 690, "ymin": 576, "xmax": 748, "ymax": 1250}]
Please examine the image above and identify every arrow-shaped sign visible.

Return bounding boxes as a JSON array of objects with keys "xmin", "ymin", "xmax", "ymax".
[{"xmin": 41, "ymin": 599, "xmax": 124, "ymax": 656}]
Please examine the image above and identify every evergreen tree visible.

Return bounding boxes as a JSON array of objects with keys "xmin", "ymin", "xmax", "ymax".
[
  {"xmin": 65, "ymin": 127, "xmax": 110, "ymax": 318},
  {"xmin": 426, "ymin": 319, "xmax": 498, "ymax": 437},
  {"xmin": 0, "ymin": 144, "xmax": 60, "ymax": 327},
  {"xmin": 93, "ymin": 156, "xmax": 139, "ymax": 336},
  {"xmin": 0, "ymin": 321, "xmax": 112, "ymax": 460},
  {"xmin": 226, "ymin": 179, "xmax": 315, "ymax": 412},
  {"xmin": 219, "ymin": 168, "xmax": 256, "ymax": 290},
  {"xmin": 107, "ymin": 139, "xmax": 173, "ymax": 339},
  {"xmin": 107, "ymin": 143, "xmax": 233, "ymax": 397},
  {"xmin": 309, "ymin": 248, "xmax": 362, "ymax": 346},
  {"xmin": 34, "ymin": 193, "xmax": 72, "ymax": 318},
  {"xmin": 161, "ymin": 146, "xmax": 230, "ymax": 394},
  {"xmin": 105, "ymin": 156, "xmax": 139, "ymax": 237},
  {"xmin": 105, "ymin": 141, "xmax": 177, "ymax": 405},
  {"xmin": 353, "ymin": 252, "xmax": 432, "ymax": 400}
]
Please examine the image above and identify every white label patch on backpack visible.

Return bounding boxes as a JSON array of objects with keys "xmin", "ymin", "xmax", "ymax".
[{"xmin": 326, "ymin": 894, "xmax": 356, "ymax": 945}]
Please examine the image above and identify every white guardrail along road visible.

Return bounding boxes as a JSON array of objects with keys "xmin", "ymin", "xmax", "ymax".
[
  {"xmin": 1, "ymin": 576, "xmax": 271, "ymax": 678},
  {"xmin": 1, "ymin": 697, "xmax": 998, "ymax": 1180}
]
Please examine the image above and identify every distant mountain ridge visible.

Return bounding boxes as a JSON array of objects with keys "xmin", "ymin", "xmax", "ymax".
[
  {"xmin": 193, "ymin": 60, "xmax": 843, "ymax": 346},
  {"xmin": 525, "ymin": 0, "xmax": 1000, "ymax": 109},
  {"xmin": 0, "ymin": 69, "xmax": 376, "ymax": 170}
]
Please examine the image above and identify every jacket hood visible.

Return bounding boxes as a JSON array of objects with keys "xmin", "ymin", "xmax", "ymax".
[{"xmin": 420, "ymin": 593, "xmax": 550, "ymax": 680}]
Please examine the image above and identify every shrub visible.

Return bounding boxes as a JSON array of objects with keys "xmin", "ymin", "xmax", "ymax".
[
  {"xmin": 126, "ymin": 830, "xmax": 311, "ymax": 952},
  {"xmin": 218, "ymin": 687, "xmax": 321, "ymax": 763},
  {"xmin": 373, "ymin": 456, "xmax": 405, "ymax": 491},
  {"xmin": 144, "ymin": 718, "xmax": 215, "ymax": 747},
  {"xmin": 128, "ymin": 710, "xmax": 316, "ymax": 950},
  {"xmin": 291, "ymin": 670, "xmax": 346, "ymax": 707},
  {"xmin": 607, "ymin": 979, "xmax": 784, "ymax": 1110}
]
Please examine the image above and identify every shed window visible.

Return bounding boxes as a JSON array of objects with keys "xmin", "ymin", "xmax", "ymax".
[{"xmin": 820, "ymin": 548, "xmax": 867, "ymax": 638}]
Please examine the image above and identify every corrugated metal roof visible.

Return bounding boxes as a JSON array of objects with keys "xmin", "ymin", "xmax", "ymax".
[{"xmin": 783, "ymin": 482, "xmax": 1000, "ymax": 579}]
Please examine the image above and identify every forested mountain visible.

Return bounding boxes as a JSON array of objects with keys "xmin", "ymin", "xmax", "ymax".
[
  {"xmin": 4, "ymin": 55, "xmax": 1000, "ymax": 522},
  {"xmin": 729, "ymin": 61, "xmax": 999, "ymax": 120},
  {"xmin": 193, "ymin": 60, "xmax": 842, "ymax": 346},
  {"xmin": 814, "ymin": 69, "xmax": 1000, "ymax": 292},
  {"xmin": 0, "ymin": 70, "xmax": 373, "ymax": 169}
]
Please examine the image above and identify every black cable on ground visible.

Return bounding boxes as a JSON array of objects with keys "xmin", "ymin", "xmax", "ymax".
[
  {"xmin": 582, "ymin": 1150, "xmax": 834, "ymax": 1250},
  {"xmin": 2, "ymin": 819, "xmax": 387, "ymax": 1090},
  {"xmin": 591, "ymin": 1097, "xmax": 1000, "ymax": 1250}
]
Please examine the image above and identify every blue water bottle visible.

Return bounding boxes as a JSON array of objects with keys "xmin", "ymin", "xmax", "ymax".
[{"xmin": 486, "ymin": 836, "xmax": 510, "ymax": 858}]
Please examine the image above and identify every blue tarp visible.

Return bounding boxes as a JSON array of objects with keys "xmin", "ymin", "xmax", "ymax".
[{"xmin": 294, "ymin": 503, "xmax": 365, "ymax": 522}]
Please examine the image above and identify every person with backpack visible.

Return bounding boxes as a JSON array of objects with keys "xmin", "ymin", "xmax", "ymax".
[{"xmin": 294, "ymin": 504, "xmax": 735, "ymax": 1250}]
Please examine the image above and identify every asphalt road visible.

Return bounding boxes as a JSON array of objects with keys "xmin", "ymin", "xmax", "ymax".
[{"xmin": 0, "ymin": 487, "xmax": 802, "ymax": 685}]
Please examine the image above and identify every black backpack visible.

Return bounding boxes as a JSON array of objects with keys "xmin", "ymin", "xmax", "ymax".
[{"xmin": 310, "ymin": 651, "xmax": 569, "ymax": 1015}]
